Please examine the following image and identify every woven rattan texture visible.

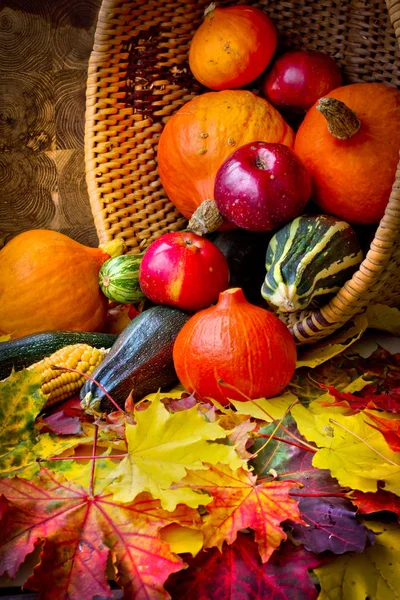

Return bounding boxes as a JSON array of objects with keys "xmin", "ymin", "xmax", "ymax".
[{"xmin": 85, "ymin": 0, "xmax": 400, "ymax": 343}]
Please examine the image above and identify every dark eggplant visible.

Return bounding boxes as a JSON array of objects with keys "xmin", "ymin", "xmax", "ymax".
[
  {"xmin": 80, "ymin": 305, "xmax": 190, "ymax": 413},
  {"xmin": 208, "ymin": 229, "xmax": 272, "ymax": 304}
]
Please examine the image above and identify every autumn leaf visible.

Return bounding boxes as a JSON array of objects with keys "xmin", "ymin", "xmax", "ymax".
[
  {"xmin": 229, "ymin": 391, "xmax": 299, "ymax": 423},
  {"xmin": 109, "ymin": 396, "xmax": 245, "ymax": 510},
  {"xmin": 0, "ymin": 368, "xmax": 46, "ymax": 474},
  {"xmin": 165, "ymin": 533, "xmax": 322, "ymax": 600},
  {"xmin": 295, "ymin": 314, "xmax": 368, "ymax": 369},
  {"xmin": 160, "ymin": 524, "xmax": 204, "ymax": 557},
  {"xmin": 317, "ymin": 383, "xmax": 400, "ymax": 414},
  {"xmin": 350, "ymin": 489, "xmax": 400, "ymax": 519},
  {"xmin": 365, "ymin": 412, "xmax": 400, "ymax": 452},
  {"xmin": 365, "ymin": 303, "xmax": 400, "ymax": 336},
  {"xmin": 0, "ymin": 468, "xmax": 201, "ymax": 600},
  {"xmin": 251, "ymin": 417, "xmax": 374, "ymax": 554},
  {"xmin": 0, "ymin": 369, "xmax": 89, "ymax": 479},
  {"xmin": 292, "ymin": 406, "xmax": 400, "ymax": 495},
  {"xmin": 177, "ymin": 463, "xmax": 303, "ymax": 562},
  {"xmin": 289, "ymin": 352, "xmax": 373, "ymax": 408},
  {"xmin": 314, "ymin": 521, "xmax": 400, "ymax": 600}
]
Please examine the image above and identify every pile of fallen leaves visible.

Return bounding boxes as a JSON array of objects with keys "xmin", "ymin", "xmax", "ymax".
[{"xmin": 0, "ymin": 328, "xmax": 400, "ymax": 599}]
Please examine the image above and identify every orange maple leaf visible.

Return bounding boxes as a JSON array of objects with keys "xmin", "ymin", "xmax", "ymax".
[
  {"xmin": 0, "ymin": 468, "xmax": 200, "ymax": 600},
  {"xmin": 365, "ymin": 412, "xmax": 400, "ymax": 452},
  {"xmin": 178, "ymin": 464, "xmax": 304, "ymax": 563}
]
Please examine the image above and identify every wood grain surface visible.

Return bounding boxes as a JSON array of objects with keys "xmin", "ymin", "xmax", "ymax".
[{"xmin": 0, "ymin": 0, "xmax": 102, "ymax": 249}]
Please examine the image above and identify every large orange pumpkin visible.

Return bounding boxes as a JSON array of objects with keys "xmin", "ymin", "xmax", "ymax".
[
  {"xmin": 157, "ymin": 90, "xmax": 295, "ymax": 220},
  {"xmin": 0, "ymin": 229, "xmax": 110, "ymax": 339},
  {"xmin": 189, "ymin": 4, "xmax": 277, "ymax": 91},
  {"xmin": 294, "ymin": 83, "xmax": 400, "ymax": 224}
]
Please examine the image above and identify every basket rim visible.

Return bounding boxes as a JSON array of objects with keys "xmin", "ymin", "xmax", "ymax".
[{"xmin": 84, "ymin": 0, "xmax": 400, "ymax": 344}]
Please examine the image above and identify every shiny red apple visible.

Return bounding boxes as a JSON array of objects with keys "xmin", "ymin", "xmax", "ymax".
[
  {"xmin": 262, "ymin": 50, "xmax": 343, "ymax": 111},
  {"xmin": 138, "ymin": 231, "xmax": 230, "ymax": 311},
  {"xmin": 214, "ymin": 142, "xmax": 312, "ymax": 232}
]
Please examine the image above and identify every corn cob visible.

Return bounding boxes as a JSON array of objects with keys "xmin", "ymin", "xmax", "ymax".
[{"xmin": 28, "ymin": 343, "xmax": 107, "ymax": 408}]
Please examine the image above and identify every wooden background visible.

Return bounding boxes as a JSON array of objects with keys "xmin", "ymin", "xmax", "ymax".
[{"xmin": 0, "ymin": 0, "xmax": 103, "ymax": 250}]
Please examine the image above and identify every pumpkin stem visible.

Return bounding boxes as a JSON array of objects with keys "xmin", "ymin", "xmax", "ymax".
[
  {"xmin": 187, "ymin": 199, "xmax": 224, "ymax": 236},
  {"xmin": 204, "ymin": 2, "xmax": 216, "ymax": 17},
  {"xmin": 316, "ymin": 97, "xmax": 361, "ymax": 140},
  {"xmin": 99, "ymin": 238, "xmax": 127, "ymax": 258}
]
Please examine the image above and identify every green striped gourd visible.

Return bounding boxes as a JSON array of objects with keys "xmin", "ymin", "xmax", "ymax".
[
  {"xmin": 99, "ymin": 254, "xmax": 145, "ymax": 304},
  {"xmin": 261, "ymin": 215, "xmax": 363, "ymax": 313}
]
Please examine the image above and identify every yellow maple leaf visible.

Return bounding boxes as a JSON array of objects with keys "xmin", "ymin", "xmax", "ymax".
[
  {"xmin": 230, "ymin": 391, "xmax": 299, "ymax": 422},
  {"xmin": 295, "ymin": 314, "xmax": 368, "ymax": 369},
  {"xmin": 292, "ymin": 405, "xmax": 400, "ymax": 495},
  {"xmin": 160, "ymin": 524, "xmax": 204, "ymax": 556},
  {"xmin": 315, "ymin": 521, "xmax": 400, "ymax": 600},
  {"xmin": 109, "ymin": 396, "xmax": 245, "ymax": 510}
]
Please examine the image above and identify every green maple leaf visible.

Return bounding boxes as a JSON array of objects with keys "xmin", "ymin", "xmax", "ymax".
[
  {"xmin": 109, "ymin": 395, "xmax": 245, "ymax": 510},
  {"xmin": 0, "ymin": 368, "xmax": 94, "ymax": 479},
  {"xmin": 315, "ymin": 521, "xmax": 400, "ymax": 599}
]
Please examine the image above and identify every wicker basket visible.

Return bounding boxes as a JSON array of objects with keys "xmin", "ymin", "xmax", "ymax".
[{"xmin": 85, "ymin": 0, "xmax": 400, "ymax": 345}]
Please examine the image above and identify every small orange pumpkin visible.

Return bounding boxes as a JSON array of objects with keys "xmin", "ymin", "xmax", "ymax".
[
  {"xmin": 294, "ymin": 83, "xmax": 400, "ymax": 224},
  {"xmin": 0, "ymin": 229, "xmax": 110, "ymax": 339},
  {"xmin": 157, "ymin": 90, "xmax": 294, "ymax": 220},
  {"xmin": 173, "ymin": 287, "xmax": 297, "ymax": 405},
  {"xmin": 189, "ymin": 4, "xmax": 277, "ymax": 91}
]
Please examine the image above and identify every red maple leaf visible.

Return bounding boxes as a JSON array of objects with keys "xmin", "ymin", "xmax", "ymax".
[
  {"xmin": 350, "ymin": 488, "xmax": 400, "ymax": 519},
  {"xmin": 165, "ymin": 533, "xmax": 322, "ymax": 600},
  {"xmin": 178, "ymin": 464, "xmax": 303, "ymax": 563},
  {"xmin": 318, "ymin": 383, "xmax": 400, "ymax": 414},
  {"xmin": 0, "ymin": 468, "xmax": 200, "ymax": 600},
  {"xmin": 364, "ymin": 412, "xmax": 400, "ymax": 452}
]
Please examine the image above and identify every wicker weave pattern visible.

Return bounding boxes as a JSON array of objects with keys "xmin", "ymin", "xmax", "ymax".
[{"xmin": 85, "ymin": 0, "xmax": 400, "ymax": 344}]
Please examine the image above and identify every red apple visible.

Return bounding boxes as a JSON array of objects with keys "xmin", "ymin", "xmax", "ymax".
[
  {"xmin": 138, "ymin": 231, "xmax": 230, "ymax": 311},
  {"xmin": 262, "ymin": 50, "xmax": 343, "ymax": 111},
  {"xmin": 214, "ymin": 142, "xmax": 312, "ymax": 232}
]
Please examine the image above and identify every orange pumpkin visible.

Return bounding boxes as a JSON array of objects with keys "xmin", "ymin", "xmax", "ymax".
[
  {"xmin": 189, "ymin": 4, "xmax": 277, "ymax": 91},
  {"xmin": 294, "ymin": 83, "xmax": 400, "ymax": 224},
  {"xmin": 0, "ymin": 230, "xmax": 110, "ymax": 339},
  {"xmin": 157, "ymin": 90, "xmax": 295, "ymax": 220},
  {"xmin": 172, "ymin": 287, "xmax": 297, "ymax": 405}
]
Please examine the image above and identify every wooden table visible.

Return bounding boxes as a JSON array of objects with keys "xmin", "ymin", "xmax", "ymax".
[{"xmin": 0, "ymin": 0, "xmax": 103, "ymax": 250}]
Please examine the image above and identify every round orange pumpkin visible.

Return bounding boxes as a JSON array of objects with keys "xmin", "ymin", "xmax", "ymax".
[
  {"xmin": 0, "ymin": 229, "xmax": 110, "ymax": 339},
  {"xmin": 294, "ymin": 83, "xmax": 400, "ymax": 224},
  {"xmin": 189, "ymin": 4, "xmax": 277, "ymax": 91},
  {"xmin": 173, "ymin": 287, "xmax": 297, "ymax": 405},
  {"xmin": 157, "ymin": 90, "xmax": 295, "ymax": 220}
]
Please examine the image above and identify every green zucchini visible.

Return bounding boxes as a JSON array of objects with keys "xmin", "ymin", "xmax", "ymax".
[
  {"xmin": 99, "ymin": 254, "xmax": 145, "ymax": 304},
  {"xmin": 261, "ymin": 215, "xmax": 363, "ymax": 313},
  {"xmin": 0, "ymin": 331, "xmax": 118, "ymax": 380},
  {"xmin": 80, "ymin": 305, "xmax": 190, "ymax": 414}
]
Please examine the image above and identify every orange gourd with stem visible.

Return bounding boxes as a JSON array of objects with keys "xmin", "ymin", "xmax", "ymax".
[
  {"xmin": 157, "ymin": 90, "xmax": 294, "ymax": 223},
  {"xmin": 0, "ymin": 229, "xmax": 111, "ymax": 339},
  {"xmin": 172, "ymin": 287, "xmax": 297, "ymax": 406},
  {"xmin": 189, "ymin": 3, "xmax": 277, "ymax": 91},
  {"xmin": 294, "ymin": 82, "xmax": 400, "ymax": 224}
]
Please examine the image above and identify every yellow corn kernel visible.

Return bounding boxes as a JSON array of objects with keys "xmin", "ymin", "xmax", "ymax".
[{"xmin": 28, "ymin": 344, "xmax": 107, "ymax": 408}]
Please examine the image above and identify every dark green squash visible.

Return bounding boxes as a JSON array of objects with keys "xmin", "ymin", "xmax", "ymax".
[
  {"xmin": 80, "ymin": 305, "xmax": 190, "ymax": 414},
  {"xmin": 261, "ymin": 214, "xmax": 363, "ymax": 312},
  {"xmin": 0, "ymin": 331, "xmax": 118, "ymax": 380}
]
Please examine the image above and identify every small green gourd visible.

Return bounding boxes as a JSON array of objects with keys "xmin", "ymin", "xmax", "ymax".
[
  {"xmin": 261, "ymin": 214, "xmax": 363, "ymax": 313},
  {"xmin": 99, "ymin": 254, "xmax": 145, "ymax": 304}
]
